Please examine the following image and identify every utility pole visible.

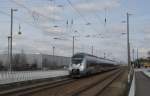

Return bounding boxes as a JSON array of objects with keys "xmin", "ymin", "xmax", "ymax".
[
  {"xmin": 91, "ymin": 46, "xmax": 93, "ymax": 55},
  {"xmin": 8, "ymin": 36, "xmax": 11, "ymax": 70},
  {"xmin": 10, "ymin": 8, "xmax": 17, "ymax": 72},
  {"xmin": 52, "ymin": 46, "xmax": 55, "ymax": 64},
  {"xmin": 132, "ymin": 48, "xmax": 135, "ymax": 67},
  {"xmin": 52, "ymin": 46, "xmax": 55, "ymax": 56},
  {"xmin": 137, "ymin": 48, "xmax": 139, "ymax": 67},
  {"xmin": 127, "ymin": 12, "xmax": 131, "ymax": 71},
  {"xmin": 72, "ymin": 36, "xmax": 75, "ymax": 56},
  {"xmin": 104, "ymin": 52, "xmax": 106, "ymax": 58}
]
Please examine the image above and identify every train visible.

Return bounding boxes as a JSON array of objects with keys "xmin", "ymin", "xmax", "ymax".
[{"xmin": 69, "ymin": 53, "xmax": 118, "ymax": 77}]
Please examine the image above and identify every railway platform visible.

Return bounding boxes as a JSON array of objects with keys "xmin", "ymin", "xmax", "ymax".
[
  {"xmin": 0, "ymin": 70, "xmax": 69, "ymax": 93},
  {"xmin": 0, "ymin": 70, "xmax": 69, "ymax": 85},
  {"xmin": 129, "ymin": 68, "xmax": 150, "ymax": 96}
]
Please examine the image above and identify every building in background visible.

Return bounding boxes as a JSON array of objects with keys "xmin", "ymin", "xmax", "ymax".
[
  {"xmin": 0, "ymin": 54, "xmax": 71, "ymax": 71},
  {"xmin": 42, "ymin": 54, "xmax": 71, "ymax": 70}
]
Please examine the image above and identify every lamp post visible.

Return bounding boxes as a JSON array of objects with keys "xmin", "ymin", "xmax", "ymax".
[
  {"xmin": 53, "ymin": 46, "xmax": 55, "ymax": 56},
  {"xmin": 104, "ymin": 52, "xmax": 106, "ymax": 58},
  {"xmin": 91, "ymin": 45, "xmax": 93, "ymax": 55},
  {"xmin": 136, "ymin": 48, "xmax": 139, "ymax": 67},
  {"xmin": 9, "ymin": 8, "xmax": 17, "ymax": 71},
  {"xmin": 132, "ymin": 48, "xmax": 135, "ymax": 67},
  {"xmin": 52, "ymin": 46, "xmax": 55, "ymax": 64},
  {"xmin": 72, "ymin": 36, "xmax": 75, "ymax": 56},
  {"xmin": 72, "ymin": 35, "xmax": 79, "ymax": 56}
]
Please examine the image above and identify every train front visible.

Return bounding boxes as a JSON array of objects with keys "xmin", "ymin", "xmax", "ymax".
[{"xmin": 69, "ymin": 53, "xmax": 85, "ymax": 77}]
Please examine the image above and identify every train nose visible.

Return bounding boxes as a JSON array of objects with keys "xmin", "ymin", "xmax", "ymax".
[
  {"xmin": 72, "ymin": 69, "xmax": 80, "ymax": 75},
  {"xmin": 72, "ymin": 63, "xmax": 81, "ymax": 68}
]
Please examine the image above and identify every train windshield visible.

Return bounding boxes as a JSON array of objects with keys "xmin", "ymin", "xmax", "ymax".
[
  {"xmin": 72, "ymin": 58, "xmax": 83, "ymax": 64},
  {"xmin": 72, "ymin": 53, "xmax": 84, "ymax": 64}
]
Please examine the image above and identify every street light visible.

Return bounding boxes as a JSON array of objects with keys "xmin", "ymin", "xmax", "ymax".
[
  {"xmin": 72, "ymin": 35, "xmax": 80, "ymax": 56},
  {"xmin": 72, "ymin": 29, "xmax": 82, "ymax": 56},
  {"xmin": 9, "ymin": 8, "xmax": 18, "ymax": 71}
]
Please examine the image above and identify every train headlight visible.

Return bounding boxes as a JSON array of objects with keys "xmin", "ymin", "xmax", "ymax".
[{"xmin": 79, "ymin": 65, "xmax": 84, "ymax": 71}]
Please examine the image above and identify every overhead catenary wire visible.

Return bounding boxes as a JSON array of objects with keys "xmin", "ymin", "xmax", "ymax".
[
  {"xmin": 65, "ymin": 0, "xmax": 108, "ymax": 40},
  {"xmin": 0, "ymin": 9, "xmax": 50, "ymax": 34},
  {"xmin": 84, "ymin": 0, "xmax": 106, "ymax": 26},
  {"xmin": 10, "ymin": 0, "xmax": 101, "ymax": 38},
  {"xmin": 10, "ymin": 0, "xmax": 56, "ymax": 22},
  {"xmin": 6, "ymin": 0, "xmax": 102, "ymax": 39},
  {"xmin": 66, "ymin": 0, "xmax": 100, "ymax": 34},
  {"xmin": 11, "ymin": 0, "xmax": 68, "ymax": 30},
  {"xmin": 8, "ymin": 0, "xmax": 68, "ymax": 37}
]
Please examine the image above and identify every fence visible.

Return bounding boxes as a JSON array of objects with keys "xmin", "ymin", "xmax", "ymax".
[{"xmin": 0, "ymin": 70, "xmax": 69, "ymax": 84}]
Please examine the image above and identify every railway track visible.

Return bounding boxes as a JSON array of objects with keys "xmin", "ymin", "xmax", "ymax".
[
  {"xmin": 0, "ymin": 77, "xmax": 75, "ymax": 96},
  {"xmin": 70, "ymin": 69, "xmax": 123, "ymax": 96},
  {"xmin": 1, "ymin": 68, "xmax": 125, "ymax": 96}
]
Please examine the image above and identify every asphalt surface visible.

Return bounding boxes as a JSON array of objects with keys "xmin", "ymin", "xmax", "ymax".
[{"xmin": 135, "ymin": 71, "xmax": 150, "ymax": 96}]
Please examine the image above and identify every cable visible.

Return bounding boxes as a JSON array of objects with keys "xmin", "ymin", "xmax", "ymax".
[
  {"xmin": 7, "ymin": 0, "xmax": 62, "ymax": 35},
  {"xmin": 66, "ymin": 0, "xmax": 100, "ymax": 33},
  {"xmin": 10, "ymin": 0, "xmax": 53, "ymax": 21},
  {"xmin": 9, "ymin": 0, "xmax": 67, "ymax": 37},
  {"xmin": 0, "ymin": 9, "xmax": 48, "ymax": 33}
]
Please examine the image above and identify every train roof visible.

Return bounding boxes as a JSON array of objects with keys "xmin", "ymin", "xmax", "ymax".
[{"xmin": 72, "ymin": 52, "xmax": 116, "ymax": 63}]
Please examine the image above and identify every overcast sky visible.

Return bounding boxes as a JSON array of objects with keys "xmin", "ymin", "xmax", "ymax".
[{"xmin": 0, "ymin": 0, "xmax": 150, "ymax": 63}]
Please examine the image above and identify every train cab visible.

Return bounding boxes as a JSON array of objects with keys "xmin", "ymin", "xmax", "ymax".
[{"xmin": 69, "ymin": 53, "xmax": 86, "ymax": 76}]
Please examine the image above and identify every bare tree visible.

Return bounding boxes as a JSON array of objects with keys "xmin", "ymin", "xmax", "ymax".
[
  {"xmin": 147, "ymin": 51, "xmax": 150, "ymax": 60},
  {"xmin": 12, "ymin": 50, "xmax": 29, "ymax": 70},
  {"xmin": 31, "ymin": 58, "xmax": 38, "ymax": 70},
  {"xmin": 20, "ymin": 49, "xmax": 28, "ymax": 65},
  {"xmin": 0, "ymin": 60, "xmax": 4, "ymax": 70},
  {"xmin": 42, "ymin": 58, "xmax": 47, "ymax": 68},
  {"xmin": 12, "ymin": 54, "xmax": 21, "ymax": 70}
]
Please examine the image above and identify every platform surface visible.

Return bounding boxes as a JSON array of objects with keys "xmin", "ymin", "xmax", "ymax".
[{"xmin": 135, "ymin": 71, "xmax": 150, "ymax": 96}]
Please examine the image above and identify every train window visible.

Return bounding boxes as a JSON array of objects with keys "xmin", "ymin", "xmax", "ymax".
[
  {"xmin": 87, "ymin": 60, "xmax": 97, "ymax": 67},
  {"xmin": 72, "ymin": 58, "xmax": 83, "ymax": 64},
  {"xmin": 72, "ymin": 54, "xmax": 84, "ymax": 58}
]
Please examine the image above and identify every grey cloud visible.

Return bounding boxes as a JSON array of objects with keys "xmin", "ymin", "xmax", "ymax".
[{"xmin": 75, "ymin": 0, "xmax": 120, "ymax": 12}]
